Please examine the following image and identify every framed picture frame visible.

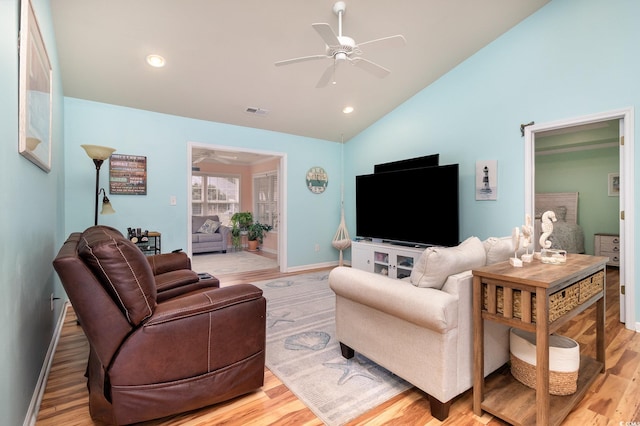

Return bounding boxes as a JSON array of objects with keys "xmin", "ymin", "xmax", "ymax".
[
  {"xmin": 18, "ymin": 0, "xmax": 53, "ymax": 172},
  {"xmin": 476, "ymin": 160, "xmax": 497, "ymax": 200},
  {"xmin": 109, "ymin": 154, "xmax": 148, "ymax": 195},
  {"xmin": 608, "ymin": 173, "xmax": 619, "ymax": 197}
]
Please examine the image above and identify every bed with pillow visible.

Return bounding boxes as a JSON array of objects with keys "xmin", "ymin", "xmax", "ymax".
[
  {"xmin": 534, "ymin": 192, "xmax": 585, "ymax": 253},
  {"xmin": 192, "ymin": 215, "xmax": 230, "ymax": 253}
]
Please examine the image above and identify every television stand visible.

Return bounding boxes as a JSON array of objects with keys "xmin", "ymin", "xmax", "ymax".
[
  {"xmin": 389, "ymin": 240, "xmax": 428, "ymax": 249},
  {"xmin": 351, "ymin": 240, "xmax": 424, "ymax": 280}
]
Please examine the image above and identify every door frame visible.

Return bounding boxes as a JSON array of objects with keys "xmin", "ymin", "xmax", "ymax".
[
  {"xmin": 187, "ymin": 141, "xmax": 287, "ymax": 272},
  {"xmin": 524, "ymin": 107, "xmax": 635, "ymax": 330}
]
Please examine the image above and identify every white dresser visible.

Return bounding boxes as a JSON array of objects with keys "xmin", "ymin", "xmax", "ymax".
[{"xmin": 594, "ymin": 233, "xmax": 620, "ymax": 267}]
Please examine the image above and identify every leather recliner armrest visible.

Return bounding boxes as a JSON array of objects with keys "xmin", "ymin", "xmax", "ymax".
[
  {"xmin": 147, "ymin": 251, "xmax": 192, "ymax": 275},
  {"xmin": 149, "ymin": 283, "xmax": 263, "ymax": 324},
  {"xmin": 109, "ymin": 284, "xmax": 266, "ymax": 385}
]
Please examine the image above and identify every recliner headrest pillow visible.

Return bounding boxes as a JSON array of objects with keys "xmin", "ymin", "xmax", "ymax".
[{"xmin": 78, "ymin": 226, "xmax": 157, "ymax": 325}]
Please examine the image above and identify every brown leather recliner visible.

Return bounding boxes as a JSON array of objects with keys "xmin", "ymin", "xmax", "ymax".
[{"xmin": 53, "ymin": 226, "xmax": 266, "ymax": 425}]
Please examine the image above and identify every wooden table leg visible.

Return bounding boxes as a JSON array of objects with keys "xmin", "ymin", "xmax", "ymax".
[
  {"xmin": 473, "ymin": 276, "xmax": 484, "ymax": 416},
  {"xmin": 536, "ymin": 287, "xmax": 550, "ymax": 425}
]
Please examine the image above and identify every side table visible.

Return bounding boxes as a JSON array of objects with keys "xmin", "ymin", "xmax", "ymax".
[
  {"xmin": 133, "ymin": 231, "xmax": 161, "ymax": 255},
  {"xmin": 472, "ymin": 254, "xmax": 607, "ymax": 426}
]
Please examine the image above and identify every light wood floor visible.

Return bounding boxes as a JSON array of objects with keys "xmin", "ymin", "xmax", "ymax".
[{"xmin": 36, "ymin": 266, "xmax": 640, "ymax": 425}]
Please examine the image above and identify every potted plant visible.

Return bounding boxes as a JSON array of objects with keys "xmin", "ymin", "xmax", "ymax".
[
  {"xmin": 230, "ymin": 212, "xmax": 253, "ymax": 251},
  {"xmin": 231, "ymin": 212, "xmax": 253, "ymax": 231},
  {"xmin": 247, "ymin": 222, "xmax": 273, "ymax": 251}
]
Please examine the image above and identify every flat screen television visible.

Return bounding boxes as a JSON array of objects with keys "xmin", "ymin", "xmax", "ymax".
[
  {"xmin": 356, "ymin": 164, "xmax": 459, "ymax": 247},
  {"xmin": 374, "ymin": 154, "xmax": 439, "ymax": 173}
]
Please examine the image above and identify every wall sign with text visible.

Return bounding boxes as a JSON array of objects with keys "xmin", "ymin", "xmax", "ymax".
[{"xmin": 109, "ymin": 154, "xmax": 147, "ymax": 195}]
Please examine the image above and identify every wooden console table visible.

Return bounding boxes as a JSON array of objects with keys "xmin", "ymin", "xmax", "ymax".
[{"xmin": 472, "ymin": 254, "xmax": 607, "ymax": 426}]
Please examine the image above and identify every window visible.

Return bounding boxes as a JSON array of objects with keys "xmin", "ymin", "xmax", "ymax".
[
  {"xmin": 192, "ymin": 174, "xmax": 240, "ymax": 224},
  {"xmin": 253, "ymin": 171, "xmax": 278, "ymax": 230}
]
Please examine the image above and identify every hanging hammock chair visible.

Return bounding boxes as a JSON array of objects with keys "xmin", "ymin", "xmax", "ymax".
[{"xmin": 332, "ymin": 202, "xmax": 351, "ymax": 266}]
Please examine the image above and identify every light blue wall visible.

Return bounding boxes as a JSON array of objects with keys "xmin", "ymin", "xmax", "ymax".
[
  {"xmin": 343, "ymin": 0, "xmax": 640, "ymax": 318},
  {"xmin": 64, "ymin": 99, "xmax": 343, "ymax": 267},
  {"xmin": 0, "ymin": 0, "xmax": 65, "ymax": 424}
]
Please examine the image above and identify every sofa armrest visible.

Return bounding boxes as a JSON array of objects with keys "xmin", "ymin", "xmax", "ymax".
[
  {"xmin": 147, "ymin": 252, "xmax": 192, "ymax": 275},
  {"xmin": 217, "ymin": 224, "xmax": 230, "ymax": 240},
  {"xmin": 329, "ymin": 267, "xmax": 458, "ymax": 333}
]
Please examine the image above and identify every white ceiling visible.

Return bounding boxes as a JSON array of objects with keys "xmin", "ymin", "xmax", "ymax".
[{"xmin": 51, "ymin": 0, "xmax": 550, "ymax": 144}]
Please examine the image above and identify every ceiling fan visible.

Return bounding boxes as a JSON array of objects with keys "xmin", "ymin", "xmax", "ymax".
[
  {"xmin": 192, "ymin": 150, "xmax": 238, "ymax": 165},
  {"xmin": 275, "ymin": 1, "xmax": 406, "ymax": 88}
]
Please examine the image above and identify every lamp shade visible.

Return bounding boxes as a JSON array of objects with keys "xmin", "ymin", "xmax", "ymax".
[
  {"xmin": 100, "ymin": 196, "xmax": 116, "ymax": 215},
  {"xmin": 81, "ymin": 144, "xmax": 116, "ymax": 161}
]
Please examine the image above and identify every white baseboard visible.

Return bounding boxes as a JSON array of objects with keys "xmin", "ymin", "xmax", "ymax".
[
  {"xmin": 285, "ymin": 260, "xmax": 340, "ymax": 273},
  {"xmin": 23, "ymin": 302, "xmax": 69, "ymax": 426}
]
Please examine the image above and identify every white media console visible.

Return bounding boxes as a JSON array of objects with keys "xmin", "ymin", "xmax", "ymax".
[{"xmin": 351, "ymin": 240, "xmax": 425, "ymax": 279}]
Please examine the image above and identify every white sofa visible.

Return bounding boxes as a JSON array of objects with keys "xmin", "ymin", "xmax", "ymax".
[{"xmin": 329, "ymin": 236, "xmax": 522, "ymax": 421}]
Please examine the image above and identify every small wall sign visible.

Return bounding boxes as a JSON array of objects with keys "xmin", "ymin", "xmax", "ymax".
[
  {"xmin": 306, "ymin": 166, "xmax": 328, "ymax": 194},
  {"xmin": 110, "ymin": 154, "xmax": 147, "ymax": 195}
]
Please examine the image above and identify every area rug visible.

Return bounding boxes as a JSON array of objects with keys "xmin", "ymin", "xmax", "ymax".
[
  {"xmin": 191, "ymin": 250, "xmax": 278, "ymax": 275},
  {"xmin": 254, "ymin": 271, "xmax": 412, "ymax": 426}
]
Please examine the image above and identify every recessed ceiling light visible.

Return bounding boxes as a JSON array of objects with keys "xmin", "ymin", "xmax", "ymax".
[
  {"xmin": 342, "ymin": 106, "xmax": 354, "ymax": 114},
  {"xmin": 146, "ymin": 54, "xmax": 166, "ymax": 68}
]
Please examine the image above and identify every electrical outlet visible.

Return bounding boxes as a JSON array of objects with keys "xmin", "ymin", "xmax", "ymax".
[
  {"xmin": 315, "ymin": 244, "xmax": 320, "ymax": 252},
  {"xmin": 170, "ymin": 196, "xmax": 177, "ymax": 206},
  {"xmin": 50, "ymin": 293, "xmax": 54, "ymax": 311}
]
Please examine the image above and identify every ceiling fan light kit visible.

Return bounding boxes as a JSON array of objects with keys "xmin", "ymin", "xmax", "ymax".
[{"xmin": 275, "ymin": 1, "xmax": 405, "ymax": 88}]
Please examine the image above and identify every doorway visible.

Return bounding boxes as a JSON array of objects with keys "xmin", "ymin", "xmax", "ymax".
[
  {"xmin": 187, "ymin": 142, "xmax": 288, "ymax": 273},
  {"xmin": 524, "ymin": 108, "xmax": 635, "ymax": 330}
]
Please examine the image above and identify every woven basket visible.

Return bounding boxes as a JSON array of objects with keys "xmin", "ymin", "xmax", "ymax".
[
  {"xmin": 483, "ymin": 271, "xmax": 604, "ymax": 324},
  {"xmin": 579, "ymin": 271, "xmax": 604, "ymax": 303},
  {"xmin": 509, "ymin": 328, "xmax": 579, "ymax": 395}
]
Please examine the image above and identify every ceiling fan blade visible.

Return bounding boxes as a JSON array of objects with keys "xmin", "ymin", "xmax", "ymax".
[
  {"xmin": 316, "ymin": 63, "xmax": 335, "ymax": 88},
  {"xmin": 312, "ymin": 23, "xmax": 340, "ymax": 47},
  {"xmin": 275, "ymin": 54, "xmax": 328, "ymax": 67},
  {"xmin": 350, "ymin": 57, "xmax": 391, "ymax": 79},
  {"xmin": 357, "ymin": 34, "xmax": 406, "ymax": 50}
]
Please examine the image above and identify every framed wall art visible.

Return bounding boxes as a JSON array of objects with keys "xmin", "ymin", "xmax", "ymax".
[
  {"xmin": 608, "ymin": 173, "xmax": 619, "ymax": 197},
  {"xmin": 109, "ymin": 154, "xmax": 148, "ymax": 195},
  {"xmin": 18, "ymin": 0, "xmax": 53, "ymax": 172},
  {"xmin": 475, "ymin": 160, "xmax": 498, "ymax": 201}
]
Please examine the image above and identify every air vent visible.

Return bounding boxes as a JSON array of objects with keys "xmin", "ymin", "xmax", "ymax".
[{"xmin": 245, "ymin": 107, "xmax": 269, "ymax": 116}]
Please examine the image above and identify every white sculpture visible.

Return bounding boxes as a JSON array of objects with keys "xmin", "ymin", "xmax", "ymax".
[
  {"xmin": 539, "ymin": 210, "xmax": 557, "ymax": 249},
  {"xmin": 521, "ymin": 214, "xmax": 534, "ymax": 263},
  {"xmin": 509, "ymin": 226, "xmax": 523, "ymax": 267}
]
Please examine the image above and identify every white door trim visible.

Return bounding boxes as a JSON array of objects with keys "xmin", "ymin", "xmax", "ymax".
[
  {"xmin": 524, "ymin": 107, "xmax": 635, "ymax": 331},
  {"xmin": 187, "ymin": 141, "xmax": 287, "ymax": 272}
]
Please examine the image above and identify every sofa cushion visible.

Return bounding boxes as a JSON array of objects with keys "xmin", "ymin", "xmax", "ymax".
[
  {"xmin": 192, "ymin": 232, "xmax": 223, "ymax": 243},
  {"xmin": 197, "ymin": 218, "xmax": 220, "ymax": 234},
  {"xmin": 410, "ymin": 236, "xmax": 486, "ymax": 289},
  {"xmin": 78, "ymin": 226, "xmax": 157, "ymax": 325}
]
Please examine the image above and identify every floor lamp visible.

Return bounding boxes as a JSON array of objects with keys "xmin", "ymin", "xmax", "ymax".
[{"xmin": 81, "ymin": 144, "xmax": 117, "ymax": 226}]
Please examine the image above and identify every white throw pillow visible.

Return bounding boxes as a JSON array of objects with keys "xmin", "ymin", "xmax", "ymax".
[
  {"xmin": 484, "ymin": 236, "xmax": 526, "ymax": 265},
  {"xmin": 410, "ymin": 236, "xmax": 486, "ymax": 289},
  {"xmin": 197, "ymin": 219, "xmax": 220, "ymax": 234}
]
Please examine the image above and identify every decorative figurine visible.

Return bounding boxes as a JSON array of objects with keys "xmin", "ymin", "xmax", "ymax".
[
  {"xmin": 539, "ymin": 210, "xmax": 557, "ymax": 249},
  {"xmin": 521, "ymin": 214, "xmax": 534, "ymax": 263},
  {"xmin": 510, "ymin": 226, "xmax": 523, "ymax": 267}
]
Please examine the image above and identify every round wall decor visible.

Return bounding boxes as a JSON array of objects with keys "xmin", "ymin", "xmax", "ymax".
[{"xmin": 306, "ymin": 166, "xmax": 328, "ymax": 194}]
